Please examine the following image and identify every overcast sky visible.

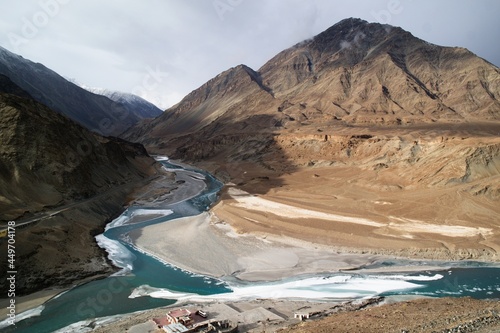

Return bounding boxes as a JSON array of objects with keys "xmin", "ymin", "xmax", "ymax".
[{"xmin": 1, "ymin": 0, "xmax": 499, "ymax": 109}]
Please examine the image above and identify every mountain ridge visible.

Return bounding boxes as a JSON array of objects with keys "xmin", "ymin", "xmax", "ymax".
[
  {"xmin": 124, "ymin": 63, "xmax": 276, "ymax": 144},
  {"xmin": 124, "ymin": 18, "xmax": 499, "ymax": 148},
  {"xmin": 0, "ymin": 78, "xmax": 156, "ymax": 220},
  {"xmin": 0, "ymin": 46, "xmax": 162, "ymax": 136},
  {"xmin": 82, "ymin": 86, "xmax": 163, "ymax": 120}
]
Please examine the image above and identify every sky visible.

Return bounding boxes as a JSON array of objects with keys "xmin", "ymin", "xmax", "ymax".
[{"xmin": 1, "ymin": 0, "xmax": 499, "ymax": 109}]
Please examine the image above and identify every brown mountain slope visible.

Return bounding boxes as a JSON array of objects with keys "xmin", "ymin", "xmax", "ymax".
[
  {"xmin": 0, "ymin": 92, "xmax": 153, "ymax": 221},
  {"xmin": 124, "ymin": 18, "xmax": 500, "ymax": 261},
  {"xmin": 282, "ymin": 297, "xmax": 500, "ymax": 333},
  {"xmin": 258, "ymin": 18, "xmax": 499, "ymax": 125},
  {"xmin": 124, "ymin": 64, "xmax": 276, "ymax": 145},
  {"xmin": 0, "ymin": 78, "xmax": 162, "ymax": 294}
]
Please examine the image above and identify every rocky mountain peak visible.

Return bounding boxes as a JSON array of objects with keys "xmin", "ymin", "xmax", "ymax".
[
  {"xmin": 126, "ymin": 63, "xmax": 276, "ymax": 142},
  {"xmin": 199, "ymin": 64, "xmax": 268, "ymax": 96},
  {"xmin": 311, "ymin": 17, "xmax": 411, "ymax": 53},
  {"xmin": 261, "ymin": 17, "xmax": 421, "ymax": 84}
]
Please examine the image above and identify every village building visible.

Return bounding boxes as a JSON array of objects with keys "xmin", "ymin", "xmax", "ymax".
[
  {"xmin": 166, "ymin": 308, "xmax": 194, "ymax": 326},
  {"xmin": 162, "ymin": 322, "xmax": 192, "ymax": 333},
  {"xmin": 150, "ymin": 307, "xmax": 238, "ymax": 333},
  {"xmin": 294, "ymin": 312, "xmax": 311, "ymax": 320}
]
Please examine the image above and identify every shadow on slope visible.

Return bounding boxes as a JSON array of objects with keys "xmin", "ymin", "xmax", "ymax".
[{"xmin": 148, "ymin": 114, "xmax": 301, "ymax": 196}]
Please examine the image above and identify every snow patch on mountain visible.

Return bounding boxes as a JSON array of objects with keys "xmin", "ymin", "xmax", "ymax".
[{"xmin": 82, "ymin": 85, "xmax": 164, "ymax": 118}]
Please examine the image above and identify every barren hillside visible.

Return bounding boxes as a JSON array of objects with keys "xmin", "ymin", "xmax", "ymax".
[{"xmin": 0, "ymin": 76, "xmax": 161, "ymax": 294}]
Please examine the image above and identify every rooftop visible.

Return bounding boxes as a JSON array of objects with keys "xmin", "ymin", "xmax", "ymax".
[
  {"xmin": 168, "ymin": 309, "xmax": 191, "ymax": 318},
  {"xmin": 163, "ymin": 323, "xmax": 190, "ymax": 333}
]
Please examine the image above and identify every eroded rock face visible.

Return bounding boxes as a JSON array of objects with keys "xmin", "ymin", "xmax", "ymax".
[{"xmin": 0, "ymin": 92, "xmax": 153, "ymax": 221}]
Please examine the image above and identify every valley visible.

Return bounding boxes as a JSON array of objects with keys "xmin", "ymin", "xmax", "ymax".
[
  {"xmin": 0, "ymin": 15, "xmax": 499, "ymax": 333},
  {"xmin": 0, "ymin": 76, "xmax": 172, "ymax": 298},
  {"xmin": 4, "ymin": 158, "xmax": 499, "ymax": 333}
]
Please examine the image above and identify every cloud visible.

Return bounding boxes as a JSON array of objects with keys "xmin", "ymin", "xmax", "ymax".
[
  {"xmin": 340, "ymin": 31, "xmax": 366, "ymax": 50},
  {"xmin": 0, "ymin": 0, "xmax": 498, "ymax": 109}
]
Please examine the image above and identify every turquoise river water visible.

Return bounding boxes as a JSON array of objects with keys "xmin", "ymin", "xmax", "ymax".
[{"xmin": 2, "ymin": 159, "xmax": 499, "ymax": 333}]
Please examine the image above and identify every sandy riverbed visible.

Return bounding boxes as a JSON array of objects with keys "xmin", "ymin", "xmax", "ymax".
[
  {"xmin": 208, "ymin": 166, "xmax": 500, "ymax": 263},
  {"xmin": 130, "ymin": 177, "xmax": 498, "ymax": 283},
  {"xmin": 130, "ymin": 211, "xmax": 447, "ymax": 283},
  {"xmin": 130, "ymin": 211, "xmax": 376, "ymax": 281}
]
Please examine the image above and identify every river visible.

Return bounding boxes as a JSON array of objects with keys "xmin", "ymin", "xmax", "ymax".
[{"xmin": 2, "ymin": 158, "xmax": 499, "ymax": 333}]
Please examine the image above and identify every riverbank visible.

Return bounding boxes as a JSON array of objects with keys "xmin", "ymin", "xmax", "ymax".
[
  {"xmin": 79, "ymin": 297, "xmax": 384, "ymax": 333},
  {"xmin": 123, "ymin": 157, "xmax": 499, "ymax": 285},
  {"xmin": 0, "ymin": 162, "xmax": 176, "ymax": 326},
  {"xmin": 0, "ymin": 288, "xmax": 61, "ymax": 320},
  {"xmin": 130, "ymin": 202, "xmax": 497, "ymax": 284},
  {"xmin": 5, "ymin": 158, "xmax": 499, "ymax": 333}
]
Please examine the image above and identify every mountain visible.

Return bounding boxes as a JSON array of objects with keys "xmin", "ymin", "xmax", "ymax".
[
  {"xmin": 0, "ymin": 74, "xmax": 32, "ymax": 99},
  {"xmin": 123, "ymin": 63, "xmax": 274, "ymax": 146},
  {"xmin": 83, "ymin": 87, "xmax": 163, "ymax": 120},
  {"xmin": 0, "ymin": 46, "xmax": 161, "ymax": 136},
  {"xmin": 0, "ymin": 76, "xmax": 160, "ymax": 294},
  {"xmin": 0, "ymin": 82, "xmax": 153, "ymax": 220},
  {"xmin": 125, "ymin": 18, "xmax": 499, "ymax": 145},
  {"xmin": 124, "ymin": 18, "xmax": 500, "ymax": 261}
]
